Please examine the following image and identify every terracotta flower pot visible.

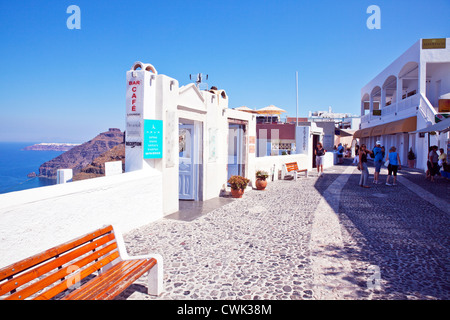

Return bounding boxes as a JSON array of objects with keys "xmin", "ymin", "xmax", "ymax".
[
  {"xmin": 255, "ymin": 178, "xmax": 267, "ymax": 190},
  {"xmin": 230, "ymin": 188, "xmax": 244, "ymax": 198}
]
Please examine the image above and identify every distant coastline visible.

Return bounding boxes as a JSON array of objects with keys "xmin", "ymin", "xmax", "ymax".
[
  {"xmin": 0, "ymin": 142, "xmax": 65, "ymax": 194},
  {"xmin": 22, "ymin": 143, "xmax": 80, "ymax": 152}
]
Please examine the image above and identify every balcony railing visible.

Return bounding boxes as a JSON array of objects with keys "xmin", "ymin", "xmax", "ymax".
[{"xmin": 361, "ymin": 93, "xmax": 421, "ymax": 125}]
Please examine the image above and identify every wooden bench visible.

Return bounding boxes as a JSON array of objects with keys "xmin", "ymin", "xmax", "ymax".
[
  {"xmin": 0, "ymin": 225, "xmax": 163, "ymax": 300},
  {"xmin": 282, "ymin": 162, "xmax": 308, "ymax": 180}
]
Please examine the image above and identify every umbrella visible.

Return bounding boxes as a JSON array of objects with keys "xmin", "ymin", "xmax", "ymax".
[
  {"xmin": 256, "ymin": 105, "xmax": 287, "ymax": 123},
  {"xmin": 256, "ymin": 105, "xmax": 287, "ymax": 115},
  {"xmin": 336, "ymin": 128, "xmax": 355, "ymax": 137}
]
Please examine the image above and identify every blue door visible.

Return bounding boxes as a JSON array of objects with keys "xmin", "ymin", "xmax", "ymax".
[{"xmin": 179, "ymin": 124, "xmax": 195, "ymax": 200}]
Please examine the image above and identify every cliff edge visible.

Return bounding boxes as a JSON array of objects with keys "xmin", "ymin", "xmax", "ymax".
[
  {"xmin": 39, "ymin": 128, "xmax": 124, "ymax": 179},
  {"xmin": 72, "ymin": 143, "xmax": 125, "ymax": 181}
]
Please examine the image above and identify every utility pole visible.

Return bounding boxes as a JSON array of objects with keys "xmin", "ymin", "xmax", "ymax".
[{"xmin": 296, "ymin": 71, "xmax": 299, "ymax": 126}]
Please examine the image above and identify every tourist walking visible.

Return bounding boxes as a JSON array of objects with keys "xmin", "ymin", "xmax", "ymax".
[
  {"xmin": 337, "ymin": 143, "xmax": 344, "ymax": 164},
  {"xmin": 358, "ymin": 144, "xmax": 371, "ymax": 188},
  {"xmin": 315, "ymin": 142, "xmax": 326, "ymax": 177},
  {"xmin": 427, "ymin": 146, "xmax": 439, "ymax": 182},
  {"xmin": 352, "ymin": 144, "xmax": 359, "ymax": 165},
  {"xmin": 385, "ymin": 146, "xmax": 401, "ymax": 186},
  {"xmin": 438, "ymin": 148, "xmax": 447, "ymax": 168},
  {"xmin": 372, "ymin": 141, "xmax": 384, "ymax": 184}
]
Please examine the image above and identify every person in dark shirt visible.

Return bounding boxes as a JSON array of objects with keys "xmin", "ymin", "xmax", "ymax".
[
  {"xmin": 337, "ymin": 143, "xmax": 344, "ymax": 164},
  {"xmin": 372, "ymin": 141, "xmax": 384, "ymax": 184},
  {"xmin": 358, "ymin": 144, "xmax": 372, "ymax": 188},
  {"xmin": 315, "ymin": 142, "xmax": 326, "ymax": 177}
]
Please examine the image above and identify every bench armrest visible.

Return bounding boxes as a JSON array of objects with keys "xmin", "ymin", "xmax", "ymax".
[{"xmin": 111, "ymin": 225, "xmax": 163, "ymax": 296}]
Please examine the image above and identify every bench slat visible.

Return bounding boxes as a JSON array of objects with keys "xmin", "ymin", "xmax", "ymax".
[
  {"xmin": 62, "ymin": 258, "xmax": 156, "ymax": 300},
  {"xmin": 5, "ymin": 243, "xmax": 119, "ymax": 300},
  {"xmin": 33, "ymin": 250, "xmax": 121, "ymax": 300},
  {"xmin": 0, "ymin": 225, "xmax": 114, "ymax": 282},
  {"xmin": 0, "ymin": 233, "xmax": 116, "ymax": 296},
  {"xmin": 96, "ymin": 259, "xmax": 156, "ymax": 300},
  {"xmin": 285, "ymin": 162, "xmax": 299, "ymax": 172},
  {"xmin": 62, "ymin": 259, "xmax": 142, "ymax": 300}
]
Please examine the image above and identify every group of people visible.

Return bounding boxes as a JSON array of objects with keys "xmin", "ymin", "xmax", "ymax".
[
  {"xmin": 426, "ymin": 145, "xmax": 447, "ymax": 182},
  {"xmin": 316, "ymin": 140, "xmax": 448, "ymax": 186},
  {"xmin": 356, "ymin": 141, "xmax": 401, "ymax": 188}
]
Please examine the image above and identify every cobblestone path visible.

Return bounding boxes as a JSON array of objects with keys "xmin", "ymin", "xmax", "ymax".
[{"xmin": 119, "ymin": 162, "xmax": 449, "ymax": 300}]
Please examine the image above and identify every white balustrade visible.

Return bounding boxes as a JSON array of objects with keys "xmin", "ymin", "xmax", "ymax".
[{"xmin": 360, "ymin": 93, "xmax": 422, "ymax": 125}]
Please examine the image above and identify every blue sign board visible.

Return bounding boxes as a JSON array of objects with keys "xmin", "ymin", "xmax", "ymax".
[{"xmin": 143, "ymin": 119, "xmax": 163, "ymax": 159}]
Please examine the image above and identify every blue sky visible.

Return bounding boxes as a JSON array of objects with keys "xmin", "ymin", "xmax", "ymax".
[{"xmin": 0, "ymin": 0, "xmax": 449, "ymax": 143}]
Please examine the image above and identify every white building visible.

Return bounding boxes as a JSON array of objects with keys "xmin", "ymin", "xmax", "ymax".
[
  {"xmin": 308, "ymin": 106, "xmax": 360, "ymax": 130},
  {"xmin": 125, "ymin": 62, "xmax": 260, "ymax": 215},
  {"xmin": 300, "ymin": 108, "xmax": 361, "ymax": 152},
  {"xmin": 354, "ymin": 38, "xmax": 450, "ymax": 170}
]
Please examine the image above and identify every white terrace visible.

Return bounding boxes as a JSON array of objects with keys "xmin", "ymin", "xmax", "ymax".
[{"xmin": 360, "ymin": 38, "xmax": 450, "ymax": 129}]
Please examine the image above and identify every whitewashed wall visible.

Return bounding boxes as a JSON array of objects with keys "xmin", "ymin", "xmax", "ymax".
[{"xmin": 0, "ymin": 169, "xmax": 163, "ymax": 269}]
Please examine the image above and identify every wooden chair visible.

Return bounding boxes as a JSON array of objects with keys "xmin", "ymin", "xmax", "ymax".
[{"xmin": 0, "ymin": 225, "xmax": 163, "ymax": 300}]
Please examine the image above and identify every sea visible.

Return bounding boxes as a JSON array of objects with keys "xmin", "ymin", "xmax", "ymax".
[{"xmin": 0, "ymin": 142, "xmax": 64, "ymax": 194}]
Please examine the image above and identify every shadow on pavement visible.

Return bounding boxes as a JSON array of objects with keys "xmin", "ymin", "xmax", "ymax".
[{"xmin": 313, "ymin": 158, "xmax": 449, "ymax": 299}]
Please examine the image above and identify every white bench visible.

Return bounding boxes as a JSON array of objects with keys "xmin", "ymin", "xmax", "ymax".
[{"xmin": 282, "ymin": 162, "xmax": 308, "ymax": 181}]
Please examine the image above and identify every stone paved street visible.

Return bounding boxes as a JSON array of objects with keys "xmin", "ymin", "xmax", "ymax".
[{"xmin": 118, "ymin": 159, "xmax": 449, "ymax": 300}]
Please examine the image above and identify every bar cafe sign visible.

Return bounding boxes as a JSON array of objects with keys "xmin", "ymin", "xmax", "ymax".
[{"xmin": 422, "ymin": 38, "xmax": 446, "ymax": 49}]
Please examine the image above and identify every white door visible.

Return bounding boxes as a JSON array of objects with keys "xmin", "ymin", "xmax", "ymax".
[{"xmin": 179, "ymin": 124, "xmax": 195, "ymax": 200}]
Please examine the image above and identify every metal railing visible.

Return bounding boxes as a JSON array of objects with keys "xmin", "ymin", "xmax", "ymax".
[{"xmin": 418, "ymin": 93, "xmax": 437, "ymax": 124}]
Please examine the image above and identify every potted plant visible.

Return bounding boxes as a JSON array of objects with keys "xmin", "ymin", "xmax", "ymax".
[
  {"xmin": 255, "ymin": 170, "xmax": 269, "ymax": 190},
  {"xmin": 228, "ymin": 175, "xmax": 250, "ymax": 198},
  {"xmin": 407, "ymin": 148, "xmax": 416, "ymax": 168}
]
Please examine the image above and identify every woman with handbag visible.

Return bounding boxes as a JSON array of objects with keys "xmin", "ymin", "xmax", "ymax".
[
  {"xmin": 385, "ymin": 146, "xmax": 401, "ymax": 186},
  {"xmin": 358, "ymin": 144, "xmax": 371, "ymax": 188}
]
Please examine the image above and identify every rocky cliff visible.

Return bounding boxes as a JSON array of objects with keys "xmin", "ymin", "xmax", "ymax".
[
  {"xmin": 39, "ymin": 128, "xmax": 124, "ymax": 179},
  {"xmin": 72, "ymin": 143, "xmax": 125, "ymax": 181}
]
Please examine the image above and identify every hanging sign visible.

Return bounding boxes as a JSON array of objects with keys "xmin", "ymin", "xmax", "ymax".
[
  {"xmin": 143, "ymin": 119, "xmax": 163, "ymax": 159},
  {"xmin": 435, "ymin": 114, "xmax": 449, "ymax": 123},
  {"xmin": 422, "ymin": 38, "xmax": 446, "ymax": 49}
]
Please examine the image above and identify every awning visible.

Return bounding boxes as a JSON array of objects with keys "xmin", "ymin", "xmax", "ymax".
[
  {"xmin": 360, "ymin": 127, "xmax": 373, "ymax": 138},
  {"xmin": 371, "ymin": 123, "xmax": 388, "ymax": 136},
  {"xmin": 335, "ymin": 128, "xmax": 355, "ymax": 137},
  {"xmin": 384, "ymin": 116, "xmax": 417, "ymax": 135},
  {"xmin": 353, "ymin": 116, "xmax": 417, "ymax": 139},
  {"xmin": 412, "ymin": 116, "xmax": 450, "ymax": 134}
]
